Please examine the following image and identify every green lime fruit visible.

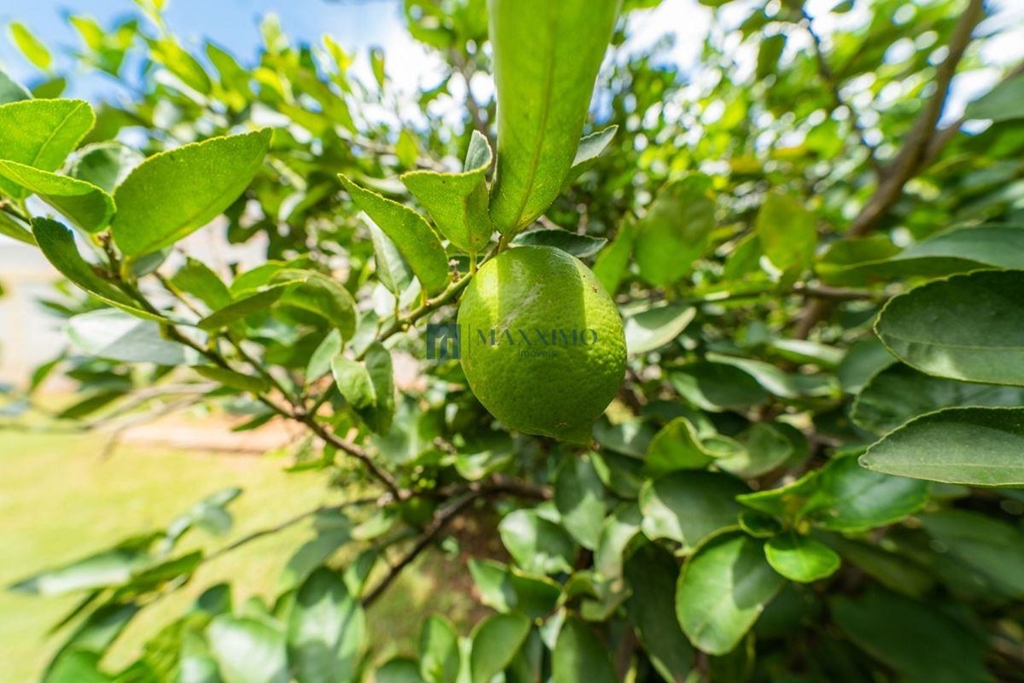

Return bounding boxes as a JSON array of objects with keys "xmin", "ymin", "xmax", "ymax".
[{"xmin": 457, "ymin": 245, "xmax": 626, "ymax": 443}]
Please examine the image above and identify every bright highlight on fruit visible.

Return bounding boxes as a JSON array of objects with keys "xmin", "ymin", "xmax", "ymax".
[{"xmin": 457, "ymin": 245, "xmax": 627, "ymax": 444}]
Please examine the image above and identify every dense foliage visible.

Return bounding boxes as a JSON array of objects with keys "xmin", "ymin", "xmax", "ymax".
[{"xmin": 2, "ymin": 0, "xmax": 1024, "ymax": 680}]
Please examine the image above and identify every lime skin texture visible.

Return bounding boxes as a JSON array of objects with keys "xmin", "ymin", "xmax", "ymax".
[{"xmin": 457, "ymin": 245, "xmax": 627, "ymax": 444}]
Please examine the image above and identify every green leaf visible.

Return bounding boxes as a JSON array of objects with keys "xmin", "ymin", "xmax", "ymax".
[
  {"xmin": 498, "ymin": 508, "xmax": 576, "ymax": 575},
  {"xmin": 822, "ymin": 225, "xmax": 1024, "ymax": 284},
  {"xmin": 828, "ymin": 536, "xmax": 934, "ymax": 598},
  {"xmin": 194, "ymin": 366, "xmax": 268, "ymax": 393},
  {"xmin": 671, "ymin": 361, "xmax": 769, "ymax": 412},
  {"xmin": 511, "ymin": 227, "xmax": 607, "ymax": 258},
  {"xmin": 0, "ymin": 160, "xmax": 114, "ymax": 232},
  {"xmin": 552, "ymin": 617, "xmax": 617, "ymax": 683},
  {"xmin": 861, "ymin": 407, "xmax": 1024, "ymax": 487},
  {"xmin": 639, "ymin": 471, "xmax": 747, "ymax": 550},
  {"xmin": 875, "ymin": 270, "xmax": 1024, "ymax": 386},
  {"xmin": 171, "ymin": 257, "xmax": 233, "ymax": 312},
  {"xmin": 756, "ymin": 193, "xmax": 817, "ymax": 272},
  {"xmin": 377, "ymin": 658, "xmax": 426, "ymax": 683},
  {"xmin": 10, "ymin": 547, "xmax": 148, "ymax": 595},
  {"xmin": 594, "ymin": 503, "xmax": 641, "ymax": 579},
  {"xmin": 31, "ymin": 218, "xmax": 159, "ymax": 319},
  {"xmin": 852, "ymin": 363, "xmax": 1024, "ymax": 434},
  {"xmin": 368, "ymin": 222, "xmax": 413, "ymax": 296},
  {"xmin": 67, "ymin": 309, "xmax": 194, "ymax": 365},
  {"xmin": 111, "ymin": 129, "xmax": 271, "ymax": 255},
  {"xmin": 197, "ymin": 286, "xmax": 288, "ymax": 331},
  {"xmin": 803, "ymin": 456, "xmax": 929, "ymax": 531},
  {"xmin": 563, "ymin": 125, "xmax": 617, "ymax": 187},
  {"xmin": 307, "ymin": 330, "xmax": 343, "ymax": 383},
  {"xmin": 277, "ymin": 269, "xmax": 358, "ymax": 340},
  {"xmin": 340, "ymin": 174, "xmax": 449, "ymax": 295},
  {"xmin": 0, "ymin": 67, "xmax": 31, "ymax": 103},
  {"xmin": 0, "ymin": 208, "xmax": 35, "ymax": 244},
  {"xmin": 467, "ymin": 559, "xmax": 561, "ymax": 619},
  {"xmin": 287, "ymin": 567, "xmax": 365, "ymax": 683},
  {"xmin": 756, "ymin": 34, "xmax": 786, "ymax": 80},
  {"xmin": 645, "ymin": 417, "xmax": 716, "ymax": 474},
  {"xmin": 737, "ymin": 455, "xmax": 928, "ymax": 531},
  {"xmin": 418, "ymin": 615, "xmax": 461, "ymax": 683},
  {"xmin": 764, "ymin": 534, "xmax": 841, "ymax": 583},
  {"xmin": 470, "ymin": 613, "xmax": 531, "ymax": 683},
  {"xmin": 554, "ymin": 453, "xmax": 607, "ymax": 549},
  {"xmin": 965, "ymin": 73, "xmax": 1024, "ymax": 122},
  {"xmin": 676, "ymin": 532, "xmax": 785, "ymax": 656},
  {"xmin": 831, "ymin": 587, "xmax": 989, "ymax": 683},
  {"xmin": 68, "ymin": 142, "xmax": 144, "ymax": 194},
  {"xmin": 919, "ymin": 509, "xmax": 1024, "ymax": 597},
  {"xmin": 401, "ymin": 129, "xmax": 494, "ymax": 255},
  {"xmin": 207, "ymin": 615, "xmax": 289, "ymax": 683},
  {"xmin": 592, "ymin": 221, "xmax": 634, "ymax": 294},
  {"xmin": 331, "ymin": 342, "xmax": 395, "ymax": 434},
  {"xmin": 0, "ymin": 99, "xmax": 94, "ymax": 198},
  {"xmin": 9, "ymin": 22, "xmax": 52, "ymax": 70},
  {"xmin": 624, "ymin": 543, "xmax": 694, "ymax": 682},
  {"xmin": 43, "ymin": 650, "xmax": 110, "ymax": 683},
  {"xmin": 634, "ymin": 176, "xmax": 717, "ymax": 286},
  {"xmin": 715, "ymin": 422, "xmax": 794, "ymax": 479},
  {"xmin": 623, "ymin": 303, "xmax": 696, "ymax": 355},
  {"xmin": 488, "ymin": 0, "xmax": 620, "ymax": 233}
]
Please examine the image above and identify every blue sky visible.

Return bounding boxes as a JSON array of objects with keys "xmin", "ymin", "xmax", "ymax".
[{"xmin": 0, "ymin": 1, "xmax": 1022, "ymax": 123}]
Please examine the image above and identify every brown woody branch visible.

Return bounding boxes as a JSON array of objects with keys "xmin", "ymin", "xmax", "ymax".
[{"xmin": 794, "ymin": 0, "xmax": 986, "ymax": 338}]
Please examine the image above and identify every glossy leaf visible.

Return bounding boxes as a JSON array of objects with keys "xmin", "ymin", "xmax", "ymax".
[
  {"xmin": 554, "ymin": 453, "xmax": 607, "ymax": 549},
  {"xmin": 919, "ymin": 510, "xmax": 1024, "ymax": 597},
  {"xmin": 875, "ymin": 270, "xmax": 1024, "ymax": 386},
  {"xmin": 551, "ymin": 617, "xmax": 617, "ymax": 683},
  {"xmin": 67, "ymin": 309, "xmax": 194, "ymax": 365},
  {"xmin": 68, "ymin": 142, "xmax": 144, "ymax": 193},
  {"xmin": 861, "ymin": 407, "xmax": 1024, "ymax": 487},
  {"xmin": 467, "ymin": 559, "xmax": 561, "ymax": 619},
  {"xmin": 277, "ymin": 269, "xmax": 358, "ymax": 340},
  {"xmin": 624, "ymin": 543, "xmax": 694, "ymax": 682},
  {"xmin": 756, "ymin": 193, "xmax": 817, "ymax": 272},
  {"xmin": 764, "ymin": 534, "xmax": 841, "ymax": 583},
  {"xmin": 287, "ymin": 567, "xmax": 365, "ymax": 683},
  {"xmin": 487, "ymin": 0, "xmax": 619, "ymax": 233},
  {"xmin": 10, "ymin": 22, "xmax": 52, "ymax": 69},
  {"xmin": 498, "ymin": 509, "xmax": 576, "ymax": 575},
  {"xmin": 852, "ymin": 363, "xmax": 1024, "ymax": 434},
  {"xmin": 831, "ymin": 587, "xmax": 989, "ymax": 682},
  {"xmin": 418, "ymin": 616, "xmax": 461, "ymax": 683},
  {"xmin": 511, "ymin": 227, "xmax": 607, "ymax": 258},
  {"xmin": 676, "ymin": 532, "xmax": 785, "ymax": 656},
  {"xmin": 31, "ymin": 218, "xmax": 159, "ymax": 319},
  {"xmin": 624, "ymin": 304, "xmax": 695, "ymax": 355},
  {"xmin": 368, "ymin": 222, "xmax": 413, "ymax": 296},
  {"xmin": 469, "ymin": 613, "xmax": 531, "ymax": 683},
  {"xmin": 9, "ymin": 547, "xmax": 148, "ymax": 596},
  {"xmin": 671, "ymin": 361, "xmax": 769, "ymax": 412},
  {"xmin": 639, "ymin": 471, "xmax": 746, "ymax": 550},
  {"xmin": 197, "ymin": 286, "xmax": 289, "ymax": 331},
  {"xmin": 401, "ymin": 129, "xmax": 494, "ymax": 255},
  {"xmin": 0, "ymin": 160, "xmax": 114, "ymax": 231},
  {"xmin": 965, "ymin": 73, "xmax": 1024, "ymax": 122},
  {"xmin": 111, "ymin": 129, "xmax": 271, "ymax": 255},
  {"xmin": 592, "ymin": 221, "xmax": 634, "ymax": 294},
  {"xmin": 0, "ymin": 67, "xmax": 31, "ymax": 104},
  {"xmin": 331, "ymin": 343, "xmax": 395, "ymax": 434},
  {"xmin": 0, "ymin": 98, "xmax": 94, "ymax": 197},
  {"xmin": 635, "ymin": 176, "xmax": 716, "ymax": 286},
  {"xmin": 340, "ymin": 174, "xmax": 449, "ymax": 294},
  {"xmin": 645, "ymin": 417, "xmax": 716, "ymax": 474},
  {"xmin": 563, "ymin": 125, "xmax": 617, "ymax": 187},
  {"xmin": 207, "ymin": 615, "xmax": 289, "ymax": 683}
]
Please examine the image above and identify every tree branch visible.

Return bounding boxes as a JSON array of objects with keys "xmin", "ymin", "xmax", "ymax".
[{"xmin": 794, "ymin": 0, "xmax": 986, "ymax": 338}]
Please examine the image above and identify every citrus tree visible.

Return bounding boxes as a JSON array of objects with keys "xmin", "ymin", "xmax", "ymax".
[{"xmin": 3, "ymin": 0, "xmax": 1024, "ymax": 680}]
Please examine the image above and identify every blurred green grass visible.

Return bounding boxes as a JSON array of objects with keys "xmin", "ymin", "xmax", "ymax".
[{"xmin": 0, "ymin": 429, "xmax": 478, "ymax": 682}]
